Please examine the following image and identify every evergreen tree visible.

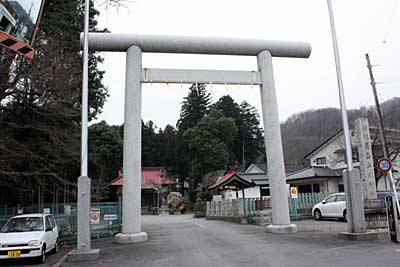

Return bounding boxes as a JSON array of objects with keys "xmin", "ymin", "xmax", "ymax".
[
  {"xmin": 174, "ymin": 83, "xmax": 211, "ymax": 194},
  {"xmin": 157, "ymin": 125, "xmax": 179, "ymax": 174},
  {"xmin": 177, "ymin": 83, "xmax": 211, "ymax": 133},
  {"xmin": 88, "ymin": 121, "xmax": 123, "ymax": 201},
  {"xmin": 0, "ymin": 0, "xmax": 108, "ymax": 206},
  {"xmin": 183, "ymin": 110, "xmax": 237, "ymax": 201},
  {"xmin": 238, "ymin": 101, "xmax": 264, "ymax": 168},
  {"xmin": 213, "ymin": 96, "xmax": 264, "ymax": 169},
  {"xmin": 142, "ymin": 120, "xmax": 161, "ymax": 166}
]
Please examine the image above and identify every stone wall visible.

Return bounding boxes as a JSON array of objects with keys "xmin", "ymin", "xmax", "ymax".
[
  {"xmin": 206, "ymin": 199, "xmax": 272, "ymax": 225},
  {"xmin": 364, "ymin": 199, "xmax": 388, "ymax": 231}
]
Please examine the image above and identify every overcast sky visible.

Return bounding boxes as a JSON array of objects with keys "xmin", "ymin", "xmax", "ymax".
[
  {"xmin": 18, "ymin": 0, "xmax": 42, "ymax": 20},
  {"xmin": 93, "ymin": 0, "xmax": 400, "ymax": 129}
]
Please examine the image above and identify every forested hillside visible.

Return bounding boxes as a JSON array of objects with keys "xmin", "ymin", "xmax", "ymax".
[{"xmin": 281, "ymin": 97, "xmax": 400, "ymax": 172}]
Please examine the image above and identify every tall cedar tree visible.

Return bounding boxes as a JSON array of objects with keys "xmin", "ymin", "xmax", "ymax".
[
  {"xmin": 213, "ymin": 96, "xmax": 264, "ymax": 169},
  {"xmin": 88, "ymin": 121, "xmax": 122, "ymax": 201},
  {"xmin": 175, "ymin": 83, "xmax": 211, "ymax": 193},
  {"xmin": 0, "ymin": 0, "xmax": 108, "ymax": 206}
]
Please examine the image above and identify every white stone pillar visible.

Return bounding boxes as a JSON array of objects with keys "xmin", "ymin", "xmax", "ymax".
[
  {"xmin": 77, "ymin": 176, "xmax": 91, "ymax": 251},
  {"xmin": 354, "ymin": 118, "xmax": 377, "ymax": 200},
  {"xmin": 116, "ymin": 45, "xmax": 148, "ymax": 244},
  {"xmin": 257, "ymin": 50, "xmax": 297, "ymax": 233}
]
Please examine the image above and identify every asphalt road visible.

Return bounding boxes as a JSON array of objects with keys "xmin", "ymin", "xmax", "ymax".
[
  {"xmin": 60, "ymin": 215, "xmax": 399, "ymax": 267},
  {"xmin": 0, "ymin": 247, "xmax": 69, "ymax": 267}
]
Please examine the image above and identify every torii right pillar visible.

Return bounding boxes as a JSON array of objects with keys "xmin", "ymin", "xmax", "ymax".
[{"xmin": 258, "ymin": 50, "xmax": 297, "ymax": 233}]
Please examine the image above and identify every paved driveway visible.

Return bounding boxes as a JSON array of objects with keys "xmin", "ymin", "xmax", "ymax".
[
  {"xmin": 0, "ymin": 248, "xmax": 69, "ymax": 267},
  {"xmin": 61, "ymin": 214, "xmax": 399, "ymax": 267}
]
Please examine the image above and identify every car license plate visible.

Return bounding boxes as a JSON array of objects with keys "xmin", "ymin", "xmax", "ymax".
[{"xmin": 8, "ymin": 250, "xmax": 21, "ymax": 258}]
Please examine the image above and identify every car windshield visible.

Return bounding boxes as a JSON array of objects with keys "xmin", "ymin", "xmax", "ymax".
[{"xmin": 1, "ymin": 217, "xmax": 43, "ymax": 233}]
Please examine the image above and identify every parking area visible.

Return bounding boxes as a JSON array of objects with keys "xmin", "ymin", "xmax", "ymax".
[
  {"xmin": 296, "ymin": 218, "xmax": 348, "ymax": 233},
  {"xmin": 0, "ymin": 247, "xmax": 69, "ymax": 267},
  {"xmin": 61, "ymin": 215, "xmax": 397, "ymax": 267},
  {"xmin": 0, "ymin": 215, "xmax": 394, "ymax": 267}
]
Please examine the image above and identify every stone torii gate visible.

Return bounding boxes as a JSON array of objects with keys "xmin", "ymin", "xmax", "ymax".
[{"xmin": 84, "ymin": 33, "xmax": 311, "ymax": 243}]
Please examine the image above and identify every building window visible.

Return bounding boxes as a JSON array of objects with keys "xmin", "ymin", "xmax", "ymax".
[
  {"xmin": 338, "ymin": 184, "xmax": 344, "ymax": 192},
  {"xmin": 298, "ymin": 184, "xmax": 312, "ymax": 193},
  {"xmin": 316, "ymin": 157, "xmax": 327, "ymax": 165},
  {"xmin": 261, "ymin": 187, "xmax": 270, "ymax": 197},
  {"xmin": 312, "ymin": 184, "xmax": 320, "ymax": 193},
  {"xmin": 352, "ymin": 149, "xmax": 359, "ymax": 163}
]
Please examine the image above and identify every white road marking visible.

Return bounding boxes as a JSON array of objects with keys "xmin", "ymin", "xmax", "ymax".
[{"xmin": 191, "ymin": 221, "xmax": 207, "ymax": 229}]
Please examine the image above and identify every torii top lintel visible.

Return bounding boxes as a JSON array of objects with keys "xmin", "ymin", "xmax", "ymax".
[{"xmin": 82, "ymin": 33, "xmax": 311, "ymax": 58}]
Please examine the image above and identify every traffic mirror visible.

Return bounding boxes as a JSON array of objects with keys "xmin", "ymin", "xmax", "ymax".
[{"xmin": 0, "ymin": 0, "xmax": 44, "ymax": 58}]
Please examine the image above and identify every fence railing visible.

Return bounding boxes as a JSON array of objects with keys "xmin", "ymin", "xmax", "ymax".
[
  {"xmin": 289, "ymin": 192, "xmax": 330, "ymax": 220},
  {"xmin": 207, "ymin": 192, "xmax": 331, "ymax": 223}
]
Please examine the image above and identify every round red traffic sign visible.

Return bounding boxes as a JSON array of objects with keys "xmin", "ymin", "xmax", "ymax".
[{"xmin": 377, "ymin": 158, "xmax": 392, "ymax": 173}]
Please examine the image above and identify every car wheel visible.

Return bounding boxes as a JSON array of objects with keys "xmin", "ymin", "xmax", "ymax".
[
  {"xmin": 52, "ymin": 239, "xmax": 59, "ymax": 254},
  {"xmin": 313, "ymin": 209, "xmax": 322, "ymax": 220},
  {"xmin": 342, "ymin": 209, "xmax": 347, "ymax": 222},
  {"xmin": 38, "ymin": 245, "xmax": 46, "ymax": 264}
]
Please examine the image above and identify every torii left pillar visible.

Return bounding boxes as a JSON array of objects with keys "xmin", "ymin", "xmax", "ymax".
[{"xmin": 115, "ymin": 45, "xmax": 148, "ymax": 244}]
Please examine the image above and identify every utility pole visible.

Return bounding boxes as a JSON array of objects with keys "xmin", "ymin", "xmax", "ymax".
[
  {"xmin": 366, "ymin": 53, "xmax": 389, "ymax": 160},
  {"xmin": 365, "ymin": 53, "xmax": 400, "ymax": 213}
]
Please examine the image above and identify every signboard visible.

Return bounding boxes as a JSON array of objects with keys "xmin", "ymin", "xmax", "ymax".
[
  {"xmin": 385, "ymin": 196, "xmax": 400, "ymax": 243},
  {"xmin": 43, "ymin": 208, "xmax": 50, "ymax": 214},
  {"xmin": 290, "ymin": 187, "xmax": 298, "ymax": 199},
  {"xmin": 64, "ymin": 205, "xmax": 71, "ymax": 215},
  {"xmin": 212, "ymin": 195, "xmax": 223, "ymax": 202},
  {"xmin": 104, "ymin": 214, "xmax": 118, "ymax": 221},
  {"xmin": 377, "ymin": 158, "xmax": 392, "ymax": 173},
  {"xmin": 224, "ymin": 190, "xmax": 236, "ymax": 200},
  {"xmin": 90, "ymin": 208, "xmax": 100, "ymax": 225},
  {"xmin": 0, "ymin": 0, "xmax": 45, "ymax": 58}
]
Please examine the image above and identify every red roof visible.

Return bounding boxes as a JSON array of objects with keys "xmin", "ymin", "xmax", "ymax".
[
  {"xmin": 110, "ymin": 167, "xmax": 176, "ymax": 186},
  {"xmin": 208, "ymin": 170, "xmax": 253, "ymax": 190},
  {"xmin": 208, "ymin": 171, "xmax": 235, "ymax": 189}
]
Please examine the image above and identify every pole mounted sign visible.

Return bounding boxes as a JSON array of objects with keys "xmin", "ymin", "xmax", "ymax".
[
  {"xmin": 377, "ymin": 158, "xmax": 392, "ymax": 173},
  {"xmin": 0, "ymin": 0, "xmax": 44, "ymax": 58},
  {"xmin": 290, "ymin": 187, "xmax": 298, "ymax": 199}
]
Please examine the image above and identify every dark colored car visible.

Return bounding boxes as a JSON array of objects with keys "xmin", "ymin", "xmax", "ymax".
[{"xmin": 377, "ymin": 191, "xmax": 400, "ymax": 207}]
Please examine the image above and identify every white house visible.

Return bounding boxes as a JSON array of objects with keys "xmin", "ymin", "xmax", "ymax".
[{"xmin": 287, "ymin": 123, "xmax": 400, "ymax": 193}]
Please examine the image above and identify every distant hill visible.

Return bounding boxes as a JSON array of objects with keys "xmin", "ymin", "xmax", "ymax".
[{"xmin": 281, "ymin": 97, "xmax": 400, "ymax": 173}]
